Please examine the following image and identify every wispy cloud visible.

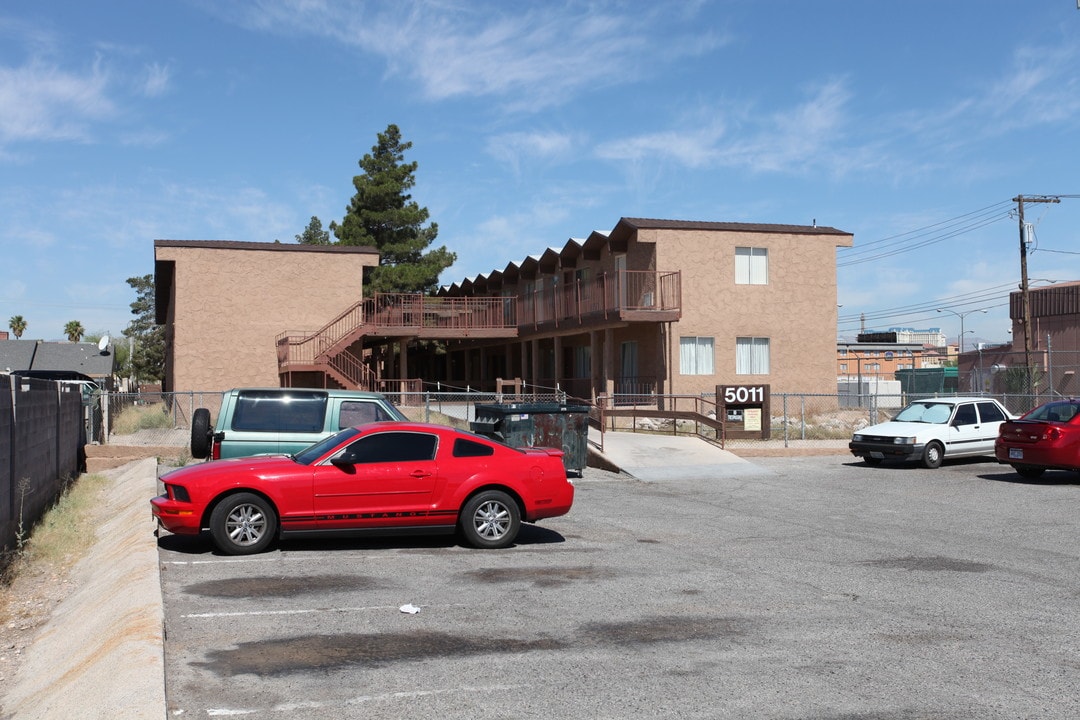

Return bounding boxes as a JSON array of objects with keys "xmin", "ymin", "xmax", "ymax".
[
  {"xmin": 208, "ymin": 0, "xmax": 725, "ymax": 111},
  {"xmin": 596, "ymin": 78, "xmax": 851, "ymax": 175},
  {"xmin": 140, "ymin": 62, "xmax": 171, "ymax": 97},
  {"xmin": 486, "ymin": 130, "xmax": 578, "ymax": 175},
  {"xmin": 0, "ymin": 58, "xmax": 114, "ymax": 144}
]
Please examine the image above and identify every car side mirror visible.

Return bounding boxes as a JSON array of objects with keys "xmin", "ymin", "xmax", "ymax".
[{"xmin": 331, "ymin": 452, "xmax": 361, "ymax": 470}]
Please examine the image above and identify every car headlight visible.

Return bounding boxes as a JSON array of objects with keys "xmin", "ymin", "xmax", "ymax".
[
  {"xmin": 852, "ymin": 434, "xmax": 863, "ymax": 442},
  {"xmin": 894, "ymin": 436, "xmax": 915, "ymax": 445}
]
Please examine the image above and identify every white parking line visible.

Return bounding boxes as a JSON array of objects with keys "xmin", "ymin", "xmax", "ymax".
[
  {"xmin": 182, "ymin": 603, "xmax": 467, "ymax": 619},
  {"xmin": 204, "ymin": 684, "xmax": 530, "ymax": 716},
  {"xmin": 165, "ymin": 553, "xmax": 395, "ymax": 566}
]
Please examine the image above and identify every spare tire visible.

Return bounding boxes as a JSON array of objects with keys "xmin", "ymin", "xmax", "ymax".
[{"xmin": 190, "ymin": 407, "xmax": 213, "ymax": 459}]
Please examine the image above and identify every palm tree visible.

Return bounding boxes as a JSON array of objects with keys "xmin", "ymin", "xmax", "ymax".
[
  {"xmin": 8, "ymin": 315, "xmax": 27, "ymax": 339},
  {"xmin": 64, "ymin": 320, "xmax": 85, "ymax": 342}
]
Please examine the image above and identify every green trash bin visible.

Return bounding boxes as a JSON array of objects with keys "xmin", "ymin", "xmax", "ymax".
[{"xmin": 471, "ymin": 403, "xmax": 591, "ymax": 474}]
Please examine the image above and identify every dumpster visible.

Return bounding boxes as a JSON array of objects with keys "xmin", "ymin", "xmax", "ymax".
[{"xmin": 471, "ymin": 403, "xmax": 591, "ymax": 474}]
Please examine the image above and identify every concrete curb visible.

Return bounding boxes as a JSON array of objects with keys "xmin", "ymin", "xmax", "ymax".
[{"xmin": 1, "ymin": 458, "xmax": 166, "ymax": 720}]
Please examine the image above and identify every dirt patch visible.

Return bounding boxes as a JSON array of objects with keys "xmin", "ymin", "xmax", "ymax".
[
  {"xmin": 728, "ymin": 447, "xmax": 850, "ymax": 457},
  {"xmin": 0, "ymin": 562, "xmax": 75, "ymax": 689}
]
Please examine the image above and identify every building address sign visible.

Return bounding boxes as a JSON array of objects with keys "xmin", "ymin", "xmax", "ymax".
[{"xmin": 720, "ymin": 385, "xmax": 768, "ymax": 404}]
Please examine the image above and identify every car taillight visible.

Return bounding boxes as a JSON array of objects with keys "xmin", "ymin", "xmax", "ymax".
[
  {"xmin": 212, "ymin": 441, "xmax": 221, "ymax": 460},
  {"xmin": 1045, "ymin": 427, "xmax": 1063, "ymax": 442}
]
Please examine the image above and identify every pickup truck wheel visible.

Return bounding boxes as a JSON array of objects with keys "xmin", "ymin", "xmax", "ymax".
[
  {"xmin": 921, "ymin": 441, "xmax": 944, "ymax": 469},
  {"xmin": 460, "ymin": 490, "xmax": 520, "ymax": 549},
  {"xmin": 209, "ymin": 493, "xmax": 278, "ymax": 555},
  {"xmin": 190, "ymin": 408, "xmax": 212, "ymax": 459}
]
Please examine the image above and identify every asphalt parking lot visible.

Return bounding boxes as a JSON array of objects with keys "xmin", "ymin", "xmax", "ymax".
[{"xmin": 157, "ymin": 454, "xmax": 1080, "ymax": 719}]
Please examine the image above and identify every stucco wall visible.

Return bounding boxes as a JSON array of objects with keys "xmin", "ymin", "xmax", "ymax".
[
  {"xmin": 156, "ymin": 243, "xmax": 377, "ymax": 393},
  {"xmin": 651, "ymin": 227, "xmax": 852, "ymax": 395}
]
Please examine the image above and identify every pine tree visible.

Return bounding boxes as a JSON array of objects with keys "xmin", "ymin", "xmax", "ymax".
[
  {"xmin": 295, "ymin": 216, "xmax": 330, "ymax": 245},
  {"xmin": 330, "ymin": 124, "xmax": 455, "ymax": 295},
  {"xmin": 123, "ymin": 274, "xmax": 166, "ymax": 382}
]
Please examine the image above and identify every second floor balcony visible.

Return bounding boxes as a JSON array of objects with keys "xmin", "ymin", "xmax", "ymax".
[
  {"xmin": 277, "ymin": 269, "xmax": 682, "ymax": 373},
  {"xmin": 515, "ymin": 269, "xmax": 681, "ymax": 332}
]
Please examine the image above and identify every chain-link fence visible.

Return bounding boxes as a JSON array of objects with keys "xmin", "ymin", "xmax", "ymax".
[
  {"xmin": 96, "ymin": 388, "xmax": 572, "ymax": 449},
  {"xmin": 956, "ymin": 348, "xmax": 1080, "ymax": 399},
  {"xmin": 102, "ymin": 391, "xmax": 223, "ymax": 448},
  {"xmin": 95, "ymin": 387, "xmax": 1053, "ymax": 454}
]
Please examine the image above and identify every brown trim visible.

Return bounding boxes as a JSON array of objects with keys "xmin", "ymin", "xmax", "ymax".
[
  {"xmin": 613, "ymin": 217, "xmax": 852, "ymax": 237},
  {"xmin": 154, "ymin": 239, "xmax": 378, "ymax": 255}
]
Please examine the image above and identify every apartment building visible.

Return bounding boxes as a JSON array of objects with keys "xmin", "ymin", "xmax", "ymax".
[
  {"xmin": 155, "ymin": 217, "xmax": 853, "ymax": 399},
  {"xmin": 154, "ymin": 240, "xmax": 379, "ymax": 393}
]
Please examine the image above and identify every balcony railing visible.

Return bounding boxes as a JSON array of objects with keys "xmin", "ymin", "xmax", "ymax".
[
  {"xmin": 370, "ymin": 294, "xmax": 516, "ymax": 332},
  {"xmin": 518, "ymin": 270, "xmax": 681, "ymax": 328},
  {"xmin": 275, "ymin": 270, "xmax": 680, "ymax": 388}
]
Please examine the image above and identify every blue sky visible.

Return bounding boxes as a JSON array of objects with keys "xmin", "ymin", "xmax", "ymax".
[{"xmin": 2, "ymin": 0, "xmax": 1079, "ymax": 346}]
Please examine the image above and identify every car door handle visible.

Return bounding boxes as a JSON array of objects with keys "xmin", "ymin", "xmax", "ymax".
[{"xmin": 410, "ymin": 470, "xmax": 431, "ymax": 478}]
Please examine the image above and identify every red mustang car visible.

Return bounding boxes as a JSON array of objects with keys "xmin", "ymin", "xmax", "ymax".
[
  {"xmin": 995, "ymin": 399, "xmax": 1080, "ymax": 479},
  {"xmin": 152, "ymin": 421, "xmax": 574, "ymax": 555}
]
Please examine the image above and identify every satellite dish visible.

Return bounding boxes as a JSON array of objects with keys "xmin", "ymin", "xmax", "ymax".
[{"xmin": 98, "ymin": 335, "xmax": 110, "ymax": 352}]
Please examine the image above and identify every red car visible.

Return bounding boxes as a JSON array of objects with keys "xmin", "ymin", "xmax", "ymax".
[
  {"xmin": 995, "ymin": 399, "xmax": 1080, "ymax": 479},
  {"xmin": 152, "ymin": 421, "xmax": 574, "ymax": 555}
]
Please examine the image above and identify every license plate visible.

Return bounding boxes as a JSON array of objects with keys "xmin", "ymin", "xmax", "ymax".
[{"xmin": 1009, "ymin": 448, "xmax": 1023, "ymax": 460}]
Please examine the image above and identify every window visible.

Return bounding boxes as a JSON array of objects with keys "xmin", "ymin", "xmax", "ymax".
[
  {"xmin": 952, "ymin": 404, "xmax": 977, "ymax": 427},
  {"xmin": 454, "ymin": 438, "xmax": 495, "ymax": 458},
  {"xmin": 344, "ymin": 432, "xmax": 437, "ymax": 463},
  {"xmin": 621, "ymin": 341, "xmax": 639, "ymax": 379},
  {"xmin": 839, "ymin": 363, "xmax": 848, "ymax": 373},
  {"xmin": 736, "ymin": 337, "xmax": 770, "ymax": 375},
  {"xmin": 735, "ymin": 247, "xmax": 768, "ymax": 285},
  {"xmin": 573, "ymin": 345, "xmax": 591, "ymax": 378},
  {"xmin": 338, "ymin": 401, "xmax": 395, "ymax": 429},
  {"xmin": 680, "ymin": 337, "xmax": 714, "ymax": 375},
  {"xmin": 232, "ymin": 390, "xmax": 326, "ymax": 433},
  {"xmin": 976, "ymin": 402, "xmax": 1006, "ymax": 424}
]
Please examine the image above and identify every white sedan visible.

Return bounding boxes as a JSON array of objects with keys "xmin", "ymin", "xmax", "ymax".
[{"xmin": 849, "ymin": 396, "xmax": 1015, "ymax": 469}]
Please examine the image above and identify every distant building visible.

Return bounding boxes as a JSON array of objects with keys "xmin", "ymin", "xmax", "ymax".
[
  {"xmin": 962, "ymin": 280, "xmax": 1080, "ymax": 396},
  {"xmin": 0, "ymin": 340, "xmax": 116, "ymax": 389},
  {"xmin": 837, "ymin": 341, "xmax": 928, "ymax": 380},
  {"xmin": 887, "ymin": 326, "xmax": 947, "ymax": 346}
]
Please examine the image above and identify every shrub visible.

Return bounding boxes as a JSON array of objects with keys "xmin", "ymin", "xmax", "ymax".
[{"xmin": 112, "ymin": 403, "xmax": 174, "ymax": 434}]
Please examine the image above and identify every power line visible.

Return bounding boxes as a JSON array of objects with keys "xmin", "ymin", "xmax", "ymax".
[
  {"xmin": 836, "ymin": 200, "xmax": 1013, "ymax": 267},
  {"xmin": 838, "ymin": 281, "xmax": 1021, "ymax": 326}
]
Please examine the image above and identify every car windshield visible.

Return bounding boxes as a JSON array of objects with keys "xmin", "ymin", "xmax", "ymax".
[
  {"xmin": 291, "ymin": 427, "xmax": 361, "ymax": 465},
  {"xmin": 893, "ymin": 402, "xmax": 954, "ymax": 424}
]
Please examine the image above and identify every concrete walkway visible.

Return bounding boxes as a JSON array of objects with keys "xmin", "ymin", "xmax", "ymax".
[
  {"xmin": 0, "ymin": 459, "xmax": 166, "ymax": 720},
  {"xmin": 590, "ymin": 428, "xmax": 773, "ymax": 481}
]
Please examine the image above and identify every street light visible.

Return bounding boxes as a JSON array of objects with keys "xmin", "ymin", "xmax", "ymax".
[{"xmin": 936, "ymin": 308, "xmax": 988, "ymax": 356}]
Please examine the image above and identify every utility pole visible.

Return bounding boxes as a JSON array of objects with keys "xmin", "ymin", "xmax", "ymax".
[{"xmin": 1013, "ymin": 194, "xmax": 1059, "ymax": 396}]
